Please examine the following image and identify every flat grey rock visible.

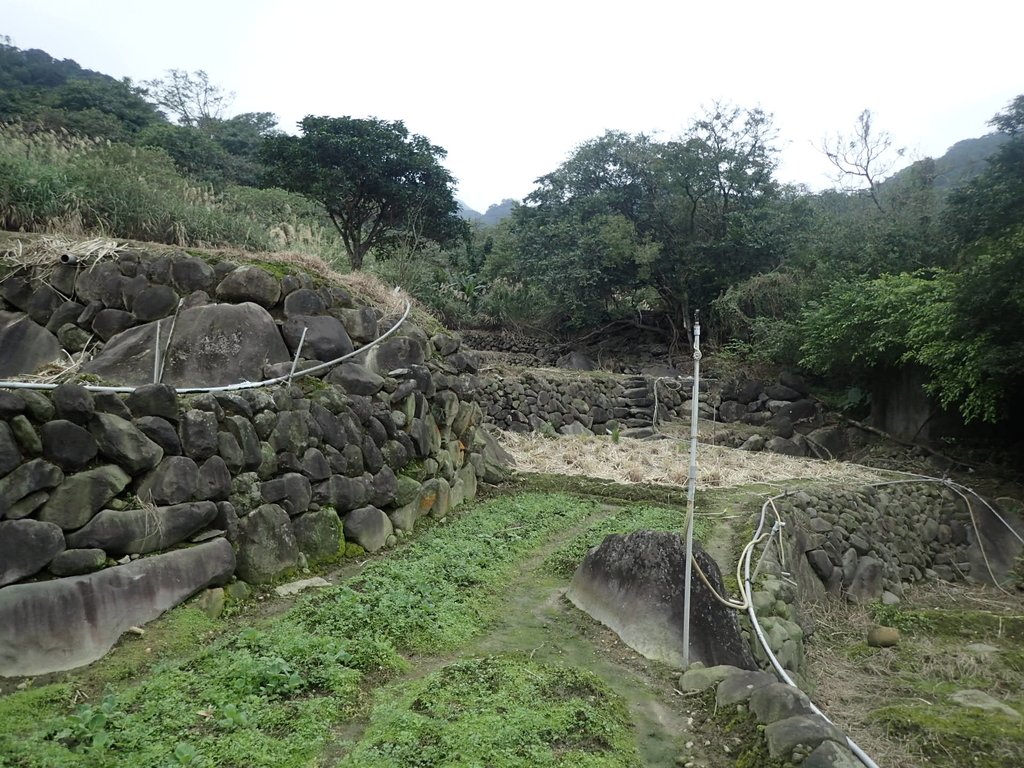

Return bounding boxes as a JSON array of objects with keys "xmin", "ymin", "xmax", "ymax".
[{"xmin": 0, "ymin": 539, "xmax": 234, "ymax": 676}]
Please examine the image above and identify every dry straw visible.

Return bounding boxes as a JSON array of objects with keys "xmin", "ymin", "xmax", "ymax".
[
  {"xmin": 498, "ymin": 429, "xmax": 893, "ymax": 490},
  {"xmin": 0, "ymin": 235, "xmax": 121, "ymax": 283}
]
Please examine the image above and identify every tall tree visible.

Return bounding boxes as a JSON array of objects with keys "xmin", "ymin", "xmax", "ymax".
[
  {"xmin": 261, "ymin": 115, "xmax": 463, "ymax": 270},
  {"xmin": 491, "ymin": 104, "xmax": 783, "ymax": 340},
  {"xmin": 143, "ymin": 69, "xmax": 234, "ymax": 129},
  {"xmin": 803, "ymin": 95, "xmax": 1024, "ymax": 425}
]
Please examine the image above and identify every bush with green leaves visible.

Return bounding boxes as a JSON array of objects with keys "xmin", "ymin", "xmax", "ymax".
[
  {"xmin": 800, "ymin": 236, "xmax": 1024, "ymax": 425},
  {"xmin": 54, "ymin": 694, "xmax": 123, "ymax": 753}
]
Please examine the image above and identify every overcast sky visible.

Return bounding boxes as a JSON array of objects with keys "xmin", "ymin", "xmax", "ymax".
[{"xmin": 4, "ymin": 0, "xmax": 1022, "ymax": 211}]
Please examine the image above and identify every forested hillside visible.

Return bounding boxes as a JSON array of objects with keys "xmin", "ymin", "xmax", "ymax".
[{"xmin": 1, "ymin": 38, "xmax": 1021, "ymax": 449}]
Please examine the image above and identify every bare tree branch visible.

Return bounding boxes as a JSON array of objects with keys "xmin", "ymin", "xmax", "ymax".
[
  {"xmin": 143, "ymin": 69, "xmax": 235, "ymax": 129},
  {"xmin": 822, "ymin": 109, "xmax": 904, "ymax": 212}
]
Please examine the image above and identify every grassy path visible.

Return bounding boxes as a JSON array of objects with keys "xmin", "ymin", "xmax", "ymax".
[{"xmin": 0, "ymin": 490, "xmax": 734, "ymax": 768}]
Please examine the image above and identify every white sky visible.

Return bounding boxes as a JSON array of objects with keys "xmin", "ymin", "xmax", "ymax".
[{"xmin": 3, "ymin": 0, "xmax": 1022, "ymax": 212}]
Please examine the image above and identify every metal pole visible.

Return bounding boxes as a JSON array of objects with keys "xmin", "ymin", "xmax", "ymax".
[
  {"xmin": 157, "ymin": 299, "xmax": 184, "ymax": 384},
  {"xmin": 287, "ymin": 327, "xmax": 309, "ymax": 385},
  {"xmin": 152, "ymin": 320, "xmax": 162, "ymax": 384},
  {"xmin": 681, "ymin": 311, "xmax": 702, "ymax": 669}
]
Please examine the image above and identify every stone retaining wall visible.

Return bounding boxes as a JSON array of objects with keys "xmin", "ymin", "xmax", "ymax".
[
  {"xmin": 450, "ymin": 356, "xmax": 837, "ymax": 460},
  {"xmin": 449, "ymin": 369, "xmax": 717, "ymax": 439},
  {"xmin": 0, "ymin": 245, "xmax": 514, "ymax": 676},
  {"xmin": 0, "ymin": 365, "xmax": 509, "ymax": 675},
  {"xmin": 711, "ymin": 480, "xmax": 1017, "ymax": 767},
  {"xmin": 743, "ymin": 483, "xmax": 975, "ymax": 682}
]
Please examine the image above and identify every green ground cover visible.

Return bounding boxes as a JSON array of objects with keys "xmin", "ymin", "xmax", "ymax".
[{"xmin": 0, "ymin": 491, "xmax": 708, "ymax": 768}]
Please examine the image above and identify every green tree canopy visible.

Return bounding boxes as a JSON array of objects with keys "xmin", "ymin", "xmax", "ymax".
[
  {"xmin": 802, "ymin": 95, "xmax": 1024, "ymax": 424},
  {"xmin": 489, "ymin": 104, "xmax": 784, "ymax": 337},
  {"xmin": 261, "ymin": 115, "xmax": 464, "ymax": 269},
  {"xmin": 945, "ymin": 95, "xmax": 1024, "ymax": 247},
  {"xmin": 0, "ymin": 39, "xmax": 163, "ymax": 141}
]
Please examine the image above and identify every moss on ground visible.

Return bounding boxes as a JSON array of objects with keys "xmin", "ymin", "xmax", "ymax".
[
  {"xmin": 871, "ymin": 703, "xmax": 1024, "ymax": 768},
  {"xmin": 870, "ymin": 604, "xmax": 1024, "ymax": 642},
  {"xmin": 0, "ymin": 493, "xmax": 628, "ymax": 767}
]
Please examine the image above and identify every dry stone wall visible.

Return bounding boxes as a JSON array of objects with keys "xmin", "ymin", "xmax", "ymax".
[
  {"xmin": 744, "ymin": 483, "xmax": 978, "ymax": 680},
  {"xmin": 684, "ymin": 482, "xmax": 1012, "ymax": 768},
  {"xmin": 452, "ymin": 369, "xmax": 716, "ymax": 439},
  {"xmin": 450, "ymin": 346, "xmax": 834, "ymax": 460},
  {"xmin": 0, "ymin": 246, "xmax": 512, "ymax": 676}
]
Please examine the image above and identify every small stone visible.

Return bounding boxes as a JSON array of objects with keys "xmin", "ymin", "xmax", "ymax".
[
  {"xmin": 193, "ymin": 587, "xmax": 226, "ymax": 619},
  {"xmin": 273, "ymin": 577, "xmax": 331, "ymax": 597},
  {"xmin": 867, "ymin": 626, "xmax": 900, "ymax": 647},
  {"xmin": 949, "ymin": 689, "xmax": 1021, "ymax": 719}
]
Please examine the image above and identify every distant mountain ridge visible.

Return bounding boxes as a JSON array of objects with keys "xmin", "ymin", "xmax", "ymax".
[
  {"xmin": 886, "ymin": 133, "xmax": 1008, "ymax": 191},
  {"xmin": 458, "ymin": 198, "xmax": 517, "ymax": 226}
]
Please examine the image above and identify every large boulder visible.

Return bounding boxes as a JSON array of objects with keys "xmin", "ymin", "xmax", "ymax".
[
  {"xmin": 343, "ymin": 505, "xmax": 393, "ymax": 553},
  {"xmin": 82, "ymin": 302, "xmax": 289, "ymax": 387},
  {"xmin": 314, "ymin": 473, "xmax": 370, "ymax": 512},
  {"xmin": 0, "ymin": 458, "xmax": 63, "ymax": 515},
  {"xmin": 234, "ymin": 503, "xmax": 300, "ymax": 583},
  {"xmin": 0, "ymin": 539, "xmax": 234, "ymax": 676},
  {"xmin": 337, "ymin": 307, "xmax": 378, "ymax": 343},
  {"xmin": 39, "ymin": 420, "xmax": 99, "ymax": 471},
  {"xmin": 215, "ymin": 265, "xmax": 281, "ymax": 308},
  {"xmin": 292, "ymin": 508, "xmax": 342, "ymax": 563},
  {"xmin": 282, "ymin": 315, "xmax": 354, "ymax": 362},
  {"xmin": 0, "ymin": 311, "xmax": 61, "ymax": 377},
  {"xmin": 89, "ymin": 413, "xmax": 164, "ymax": 474},
  {"xmin": 0, "ymin": 519, "xmax": 66, "ymax": 586},
  {"xmin": 36, "ymin": 465, "xmax": 132, "ymax": 530},
  {"xmin": 567, "ymin": 530, "xmax": 756, "ymax": 669},
  {"xmin": 260, "ymin": 472, "xmax": 312, "ymax": 515},
  {"xmin": 136, "ymin": 456, "xmax": 200, "ymax": 505},
  {"xmin": 365, "ymin": 335, "xmax": 426, "ymax": 375},
  {"xmin": 131, "ymin": 284, "xmax": 179, "ymax": 322},
  {"xmin": 66, "ymin": 501, "xmax": 218, "ymax": 555},
  {"xmin": 326, "ymin": 362, "xmax": 384, "ymax": 396}
]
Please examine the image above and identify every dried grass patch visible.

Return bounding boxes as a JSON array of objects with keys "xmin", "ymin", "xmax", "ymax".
[
  {"xmin": 1, "ymin": 235, "xmax": 121, "ymax": 286},
  {"xmin": 900, "ymin": 580, "xmax": 1024, "ymax": 616},
  {"xmin": 804, "ymin": 581, "xmax": 1024, "ymax": 768},
  {"xmin": 497, "ymin": 431, "xmax": 892, "ymax": 490},
  {"xmin": 801, "ymin": 598, "xmax": 917, "ymax": 766}
]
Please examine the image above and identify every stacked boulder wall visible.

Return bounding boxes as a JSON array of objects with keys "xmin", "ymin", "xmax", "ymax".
[
  {"xmin": 568, "ymin": 530, "xmax": 755, "ymax": 670},
  {"xmin": 0, "ymin": 311, "xmax": 62, "ymax": 377},
  {"xmin": 0, "ymin": 538, "xmax": 234, "ymax": 676},
  {"xmin": 82, "ymin": 302, "xmax": 289, "ymax": 387}
]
